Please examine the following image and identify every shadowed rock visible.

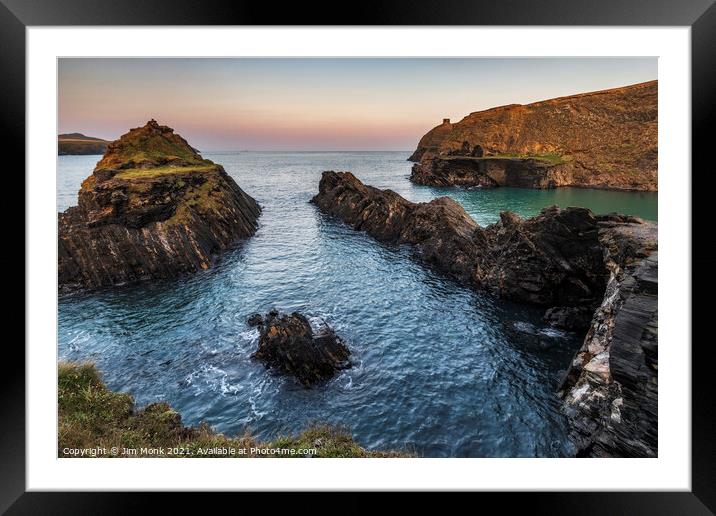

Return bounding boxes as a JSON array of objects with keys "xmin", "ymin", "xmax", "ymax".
[
  {"xmin": 312, "ymin": 171, "xmax": 610, "ymax": 308},
  {"xmin": 250, "ymin": 311, "xmax": 351, "ymax": 387},
  {"xmin": 312, "ymin": 171, "xmax": 658, "ymax": 457},
  {"xmin": 58, "ymin": 120, "xmax": 261, "ymax": 291}
]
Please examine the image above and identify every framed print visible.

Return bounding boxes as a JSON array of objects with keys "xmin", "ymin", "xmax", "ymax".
[{"xmin": 5, "ymin": 0, "xmax": 715, "ymax": 511}]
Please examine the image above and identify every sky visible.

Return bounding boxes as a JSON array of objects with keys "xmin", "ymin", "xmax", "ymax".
[{"xmin": 58, "ymin": 58, "xmax": 657, "ymax": 151}]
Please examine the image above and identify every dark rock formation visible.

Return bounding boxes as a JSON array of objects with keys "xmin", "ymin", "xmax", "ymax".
[
  {"xmin": 409, "ymin": 80, "xmax": 657, "ymax": 191},
  {"xmin": 543, "ymin": 306, "xmax": 594, "ymax": 332},
  {"xmin": 312, "ymin": 171, "xmax": 658, "ymax": 456},
  {"xmin": 250, "ymin": 311, "xmax": 351, "ymax": 387},
  {"xmin": 312, "ymin": 171, "xmax": 610, "ymax": 308},
  {"xmin": 58, "ymin": 120, "xmax": 261, "ymax": 291},
  {"xmin": 411, "ymin": 156, "xmax": 569, "ymax": 189},
  {"xmin": 559, "ymin": 222, "xmax": 658, "ymax": 457}
]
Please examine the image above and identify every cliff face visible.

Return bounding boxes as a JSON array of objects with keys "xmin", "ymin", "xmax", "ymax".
[
  {"xmin": 59, "ymin": 120, "xmax": 261, "ymax": 291},
  {"xmin": 313, "ymin": 171, "xmax": 658, "ymax": 456},
  {"xmin": 559, "ymin": 223, "xmax": 658, "ymax": 457},
  {"xmin": 407, "ymin": 118, "xmax": 453, "ymax": 162},
  {"xmin": 410, "ymin": 81, "xmax": 657, "ymax": 191}
]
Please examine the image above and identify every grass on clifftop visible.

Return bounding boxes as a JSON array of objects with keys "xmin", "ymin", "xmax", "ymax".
[
  {"xmin": 114, "ymin": 164, "xmax": 217, "ymax": 180},
  {"xmin": 489, "ymin": 152, "xmax": 568, "ymax": 165},
  {"xmin": 94, "ymin": 120, "xmax": 212, "ymax": 171},
  {"xmin": 58, "ymin": 362, "xmax": 411, "ymax": 458}
]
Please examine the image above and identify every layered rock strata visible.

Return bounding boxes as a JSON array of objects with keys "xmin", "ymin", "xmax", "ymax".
[
  {"xmin": 58, "ymin": 120, "xmax": 261, "ymax": 291},
  {"xmin": 559, "ymin": 221, "xmax": 658, "ymax": 457}
]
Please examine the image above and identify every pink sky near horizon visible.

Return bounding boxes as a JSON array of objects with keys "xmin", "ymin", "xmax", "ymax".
[{"xmin": 59, "ymin": 58, "xmax": 657, "ymax": 151}]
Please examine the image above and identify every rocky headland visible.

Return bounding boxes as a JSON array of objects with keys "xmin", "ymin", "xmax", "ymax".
[
  {"xmin": 250, "ymin": 311, "xmax": 351, "ymax": 387},
  {"xmin": 312, "ymin": 170, "xmax": 658, "ymax": 457},
  {"xmin": 58, "ymin": 133, "xmax": 110, "ymax": 155},
  {"xmin": 409, "ymin": 81, "xmax": 657, "ymax": 191},
  {"xmin": 58, "ymin": 120, "xmax": 261, "ymax": 291}
]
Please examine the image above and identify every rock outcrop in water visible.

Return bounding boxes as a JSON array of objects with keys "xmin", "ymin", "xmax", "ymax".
[
  {"xmin": 58, "ymin": 120, "xmax": 261, "ymax": 291},
  {"xmin": 250, "ymin": 311, "xmax": 351, "ymax": 387},
  {"xmin": 409, "ymin": 81, "xmax": 657, "ymax": 191},
  {"xmin": 312, "ymin": 171, "xmax": 612, "ymax": 308},
  {"xmin": 312, "ymin": 171, "xmax": 658, "ymax": 457}
]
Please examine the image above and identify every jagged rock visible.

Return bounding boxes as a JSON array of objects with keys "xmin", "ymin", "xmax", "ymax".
[
  {"xmin": 559, "ymin": 224, "xmax": 658, "ymax": 457},
  {"xmin": 313, "ymin": 171, "xmax": 658, "ymax": 456},
  {"xmin": 251, "ymin": 311, "xmax": 351, "ymax": 387},
  {"xmin": 247, "ymin": 313, "xmax": 264, "ymax": 327},
  {"xmin": 58, "ymin": 120, "xmax": 261, "ymax": 291},
  {"xmin": 409, "ymin": 81, "xmax": 657, "ymax": 191},
  {"xmin": 312, "ymin": 171, "xmax": 609, "ymax": 308}
]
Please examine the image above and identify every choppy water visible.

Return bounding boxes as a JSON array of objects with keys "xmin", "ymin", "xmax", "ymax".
[{"xmin": 57, "ymin": 152, "xmax": 657, "ymax": 457}]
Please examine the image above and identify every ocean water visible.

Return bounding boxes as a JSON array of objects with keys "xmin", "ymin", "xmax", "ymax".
[{"xmin": 57, "ymin": 151, "xmax": 657, "ymax": 457}]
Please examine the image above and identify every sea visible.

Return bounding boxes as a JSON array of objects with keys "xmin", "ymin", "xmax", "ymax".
[{"xmin": 57, "ymin": 151, "xmax": 657, "ymax": 457}]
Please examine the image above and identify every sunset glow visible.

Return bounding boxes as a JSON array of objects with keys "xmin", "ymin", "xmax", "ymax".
[{"xmin": 59, "ymin": 57, "xmax": 657, "ymax": 151}]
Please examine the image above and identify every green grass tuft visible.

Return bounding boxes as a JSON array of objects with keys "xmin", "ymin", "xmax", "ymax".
[{"xmin": 114, "ymin": 164, "xmax": 216, "ymax": 180}]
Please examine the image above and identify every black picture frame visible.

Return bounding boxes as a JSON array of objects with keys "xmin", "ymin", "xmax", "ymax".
[{"xmin": 4, "ymin": 0, "xmax": 714, "ymax": 512}]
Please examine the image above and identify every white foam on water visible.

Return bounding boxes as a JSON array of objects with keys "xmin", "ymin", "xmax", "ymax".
[
  {"xmin": 513, "ymin": 321, "xmax": 536, "ymax": 334},
  {"xmin": 183, "ymin": 364, "xmax": 242, "ymax": 397},
  {"xmin": 538, "ymin": 327, "xmax": 569, "ymax": 339}
]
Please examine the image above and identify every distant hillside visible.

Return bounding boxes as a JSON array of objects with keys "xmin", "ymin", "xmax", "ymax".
[
  {"xmin": 409, "ymin": 80, "xmax": 657, "ymax": 191},
  {"xmin": 58, "ymin": 133, "xmax": 110, "ymax": 155}
]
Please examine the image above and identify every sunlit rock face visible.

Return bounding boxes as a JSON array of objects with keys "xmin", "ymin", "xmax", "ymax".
[{"xmin": 409, "ymin": 81, "xmax": 658, "ymax": 192}]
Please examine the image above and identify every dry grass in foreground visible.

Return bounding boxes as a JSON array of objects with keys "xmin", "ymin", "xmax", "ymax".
[{"xmin": 58, "ymin": 362, "xmax": 412, "ymax": 458}]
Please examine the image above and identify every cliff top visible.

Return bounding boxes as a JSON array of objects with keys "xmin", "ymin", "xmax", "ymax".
[
  {"xmin": 94, "ymin": 119, "xmax": 213, "ymax": 177},
  {"xmin": 462, "ymin": 80, "xmax": 656, "ymax": 119},
  {"xmin": 58, "ymin": 133, "xmax": 109, "ymax": 142}
]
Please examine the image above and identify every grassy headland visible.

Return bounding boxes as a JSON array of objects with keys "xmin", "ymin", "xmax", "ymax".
[{"xmin": 58, "ymin": 362, "xmax": 410, "ymax": 458}]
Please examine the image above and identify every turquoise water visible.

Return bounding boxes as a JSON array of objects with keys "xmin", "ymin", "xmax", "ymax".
[{"xmin": 57, "ymin": 152, "xmax": 657, "ymax": 457}]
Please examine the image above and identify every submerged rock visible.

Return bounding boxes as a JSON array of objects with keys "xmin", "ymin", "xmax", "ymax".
[
  {"xmin": 409, "ymin": 80, "xmax": 657, "ymax": 191},
  {"xmin": 251, "ymin": 311, "xmax": 351, "ymax": 387},
  {"xmin": 312, "ymin": 170, "xmax": 658, "ymax": 457},
  {"xmin": 58, "ymin": 120, "xmax": 261, "ymax": 291}
]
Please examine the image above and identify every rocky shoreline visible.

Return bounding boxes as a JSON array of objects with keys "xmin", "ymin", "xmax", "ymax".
[
  {"xmin": 410, "ymin": 155, "xmax": 569, "ymax": 189},
  {"xmin": 313, "ymin": 170, "xmax": 658, "ymax": 457},
  {"xmin": 58, "ymin": 120, "xmax": 261, "ymax": 291}
]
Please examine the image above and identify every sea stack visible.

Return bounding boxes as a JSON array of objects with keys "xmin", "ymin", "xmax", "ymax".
[
  {"xmin": 409, "ymin": 81, "xmax": 657, "ymax": 191},
  {"xmin": 58, "ymin": 120, "xmax": 261, "ymax": 291}
]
